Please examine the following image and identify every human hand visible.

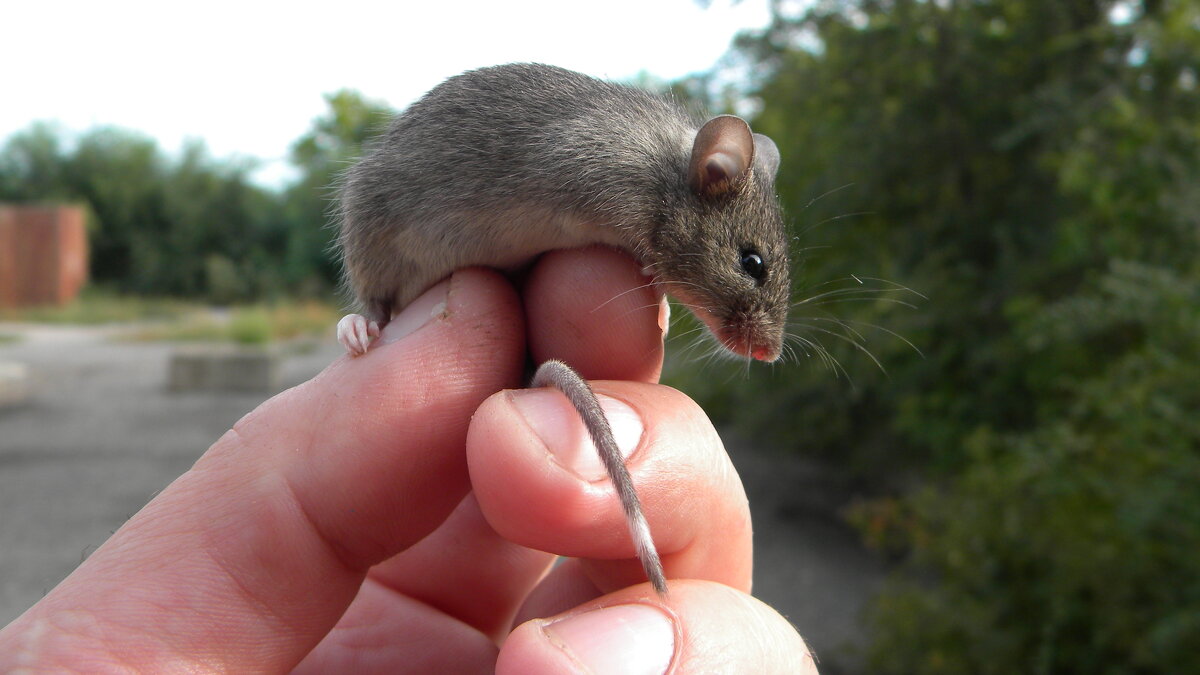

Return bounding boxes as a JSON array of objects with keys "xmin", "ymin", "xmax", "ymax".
[{"xmin": 0, "ymin": 247, "xmax": 814, "ymax": 673}]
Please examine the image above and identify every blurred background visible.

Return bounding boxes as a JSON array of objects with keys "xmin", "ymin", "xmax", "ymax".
[{"xmin": 2, "ymin": 0, "xmax": 1198, "ymax": 672}]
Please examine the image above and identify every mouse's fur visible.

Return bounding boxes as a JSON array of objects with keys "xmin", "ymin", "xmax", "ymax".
[{"xmin": 337, "ymin": 63, "xmax": 789, "ymax": 360}]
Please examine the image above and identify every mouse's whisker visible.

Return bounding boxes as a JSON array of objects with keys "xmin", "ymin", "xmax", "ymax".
[
  {"xmin": 790, "ymin": 245, "xmax": 832, "ymax": 256},
  {"xmin": 790, "ymin": 317, "xmax": 869, "ymax": 344},
  {"xmin": 779, "ymin": 337, "xmax": 807, "ymax": 363},
  {"xmin": 783, "ymin": 340, "xmax": 805, "ymax": 365},
  {"xmin": 669, "ymin": 295, "xmax": 716, "ymax": 310},
  {"xmin": 788, "ymin": 334, "xmax": 826, "ymax": 371},
  {"xmin": 663, "ymin": 280, "xmax": 712, "ymax": 294},
  {"xmin": 789, "ymin": 332, "xmax": 852, "ymax": 384},
  {"xmin": 795, "ymin": 325, "xmax": 887, "ymax": 376},
  {"xmin": 801, "ymin": 182, "xmax": 856, "ymax": 210},
  {"xmin": 791, "ymin": 285, "xmax": 912, "ymax": 307},
  {"xmin": 668, "ymin": 324, "xmax": 709, "ymax": 342},
  {"xmin": 671, "ymin": 301, "xmax": 721, "ymax": 319},
  {"xmin": 719, "ymin": 356, "xmax": 746, "ymax": 386},
  {"xmin": 801, "ymin": 276, "xmax": 864, "ymax": 290},
  {"xmin": 593, "ymin": 282, "xmax": 661, "ymax": 312},
  {"xmin": 784, "ymin": 329, "xmax": 830, "ymax": 364},
  {"xmin": 793, "ymin": 211, "xmax": 874, "ymax": 238},
  {"xmin": 792, "ymin": 316, "xmax": 925, "ymax": 359},
  {"xmin": 665, "ymin": 325, "xmax": 712, "ymax": 362},
  {"xmin": 795, "ymin": 274, "xmax": 924, "ymax": 293},
  {"xmin": 670, "ymin": 338, "xmax": 700, "ymax": 361},
  {"xmin": 792, "ymin": 334, "xmax": 835, "ymax": 373},
  {"xmin": 845, "ymin": 276, "xmax": 928, "ymax": 299},
  {"xmin": 800, "ymin": 297, "xmax": 921, "ymax": 310},
  {"xmin": 612, "ymin": 301, "xmax": 671, "ymax": 322},
  {"xmin": 673, "ymin": 329, "xmax": 744, "ymax": 370},
  {"xmin": 676, "ymin": 342, "xmax": 711, "ymax": 365}
]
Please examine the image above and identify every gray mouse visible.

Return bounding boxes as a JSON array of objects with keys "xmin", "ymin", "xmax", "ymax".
[{"xmin": 334, "ymin": 63, "xmax": 789, "ymax": 595}]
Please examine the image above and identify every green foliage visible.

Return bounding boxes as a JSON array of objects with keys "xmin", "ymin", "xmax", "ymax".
[
  {"xmin": 709, "ymin": 0, "xmax": 1159, "ymax": 472},
  {"xmin": 856, "ymin": 262, "xmax": 1200, "ymax": 673},
  {"xmin": 0, "ymin": 122, "xmax": 72, "ymax": 200},
  {"xmin": 699, "ymin": 0, "xmax": 1200, "ymax": 670}
]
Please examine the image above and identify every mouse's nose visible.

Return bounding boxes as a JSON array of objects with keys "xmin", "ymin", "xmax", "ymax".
[{"xmin": 751, "ymin": 344, "xmax": 779, "ymax": 362}]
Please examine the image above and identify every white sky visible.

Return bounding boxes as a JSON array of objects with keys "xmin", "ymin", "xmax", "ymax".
[{"xmin": 2, "ymin": 0, "xmax": 772, "ymax": 187}]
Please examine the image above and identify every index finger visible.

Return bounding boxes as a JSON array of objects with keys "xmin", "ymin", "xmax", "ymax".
[{"xmin": 524, "ymin": 246, "xmax": 667, "ymax": 383}]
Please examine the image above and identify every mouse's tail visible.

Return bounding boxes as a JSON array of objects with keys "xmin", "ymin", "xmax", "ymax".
[{"xmin": 531, "ymin": 360, "xmax": 667, "ymax": 596}]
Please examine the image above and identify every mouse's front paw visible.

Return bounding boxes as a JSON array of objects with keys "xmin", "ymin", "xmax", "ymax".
[{"xmin": 337, "ymin": 314, "xmax": 380, "ymax": 356}]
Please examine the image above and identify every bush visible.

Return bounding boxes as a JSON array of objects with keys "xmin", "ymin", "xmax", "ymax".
[{"xmin": 856, "ymin": 262, "xmax": 1200, "ymax": 673}]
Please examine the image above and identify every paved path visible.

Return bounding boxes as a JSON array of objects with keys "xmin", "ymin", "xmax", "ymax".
[{"xmin": 0, "ymin": 323, "xmax": 882, "ymax": 671}]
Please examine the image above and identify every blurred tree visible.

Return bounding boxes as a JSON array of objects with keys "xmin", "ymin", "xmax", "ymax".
[
  {"xmin": 162, "ymin": 141, "xmax": 285, "ymax": 299},
  {"xmin": 0, "ymin": 90, "xmax": 392, "ymax": 301},
  {"xmin": 280, "ymin": 89, "xmax": 393, "ymax": 295},
  {"xmin": 0, "ymin": 125, "xmax": 287, "ymax": 299},
  {"xmin": 0, "ymin": 122, "xmax": 71, "ymax": 202},
  {"xmin": 63, "ymin": 127, "xmax": 169, "ymax": 289}
]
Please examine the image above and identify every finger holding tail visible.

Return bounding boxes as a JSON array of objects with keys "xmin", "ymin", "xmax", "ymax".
[
  {"xmin": 531, "ymin": 360, "xmax": 667, "ymax": 595},
  {"xmin": 467, "ymin": 380, "xmax": 753, "ymax": 597}
]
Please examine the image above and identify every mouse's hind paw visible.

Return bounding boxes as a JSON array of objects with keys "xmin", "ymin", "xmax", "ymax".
[{"xmin": 337, "ymin": 314, "xmax": 380, "ymax": 356}]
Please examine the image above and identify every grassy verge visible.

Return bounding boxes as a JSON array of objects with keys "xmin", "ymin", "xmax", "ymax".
[
  {"xmin": 1, "ymin": 289, "xmax": 341, "ymax": 346},
  {"xmin": 0, "ymin": 288, "xmax": 196, "ymax": 324},
  {"xmin": 126, "ymin": 301, "xmax": 340, "ymax": 345}
]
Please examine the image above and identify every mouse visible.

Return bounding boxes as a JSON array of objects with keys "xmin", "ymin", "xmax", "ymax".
[{"xmin": 334, "ymin": 63, "xmax": 789, "ymax": 596}]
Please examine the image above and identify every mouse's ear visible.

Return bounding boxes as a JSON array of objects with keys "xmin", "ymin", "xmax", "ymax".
[
  {"xmin": 753, "ymin": 133, "xmax": 781, "ymax": 180},
  {"xmin": 689, "ymin": 115, "xmax": 755, "ymax": 198}
]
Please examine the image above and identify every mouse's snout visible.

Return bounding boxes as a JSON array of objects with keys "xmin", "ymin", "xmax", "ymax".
[
  {"xmin": 661, "ymin": 279, "xmax": 785, "ymax": 362},
  {"xmin": 725, "ymin": 332, "xmax": 782, "ymax": 362},
  {"xmin": 752, "ymin": 343, "xmax": 781, "ymax": 362},
  {"xmin": 715, "ymin": 315, "xmax": 784, "ymax": 363}
]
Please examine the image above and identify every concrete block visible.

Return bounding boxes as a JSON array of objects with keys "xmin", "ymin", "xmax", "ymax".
[
  {"xmin": 167, "ymin": 345, "xmax": 280, "ymax": 392},
  {"xmin": 0, "ymin": 361, "xmax": 31, "ymax": 408}
]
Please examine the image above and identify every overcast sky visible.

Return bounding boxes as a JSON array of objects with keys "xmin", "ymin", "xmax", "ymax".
[{"xmin": 2, "ymin": 0, "xmax": 772, "ymax": 186}]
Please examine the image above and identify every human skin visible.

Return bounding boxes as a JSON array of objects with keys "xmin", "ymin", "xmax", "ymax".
[{"xmin": 0, "ymin": 247, "xmax": 814, "ymax": 673}]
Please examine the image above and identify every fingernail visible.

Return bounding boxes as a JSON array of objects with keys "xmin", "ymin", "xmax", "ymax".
[
  {"xmin": 379, "ymin": 278, "xmax": 450, "ymax": 344},
  {"xmin": 542, "ymin": 604, "xmax": 675, "ymax": 675},
  {"xmin": 510, "ymin": 390, "xmax": 644, "ymax": 482},
  {"xmin": 657, "ymin": 296, "xmax": 671, "ymax": 339}
]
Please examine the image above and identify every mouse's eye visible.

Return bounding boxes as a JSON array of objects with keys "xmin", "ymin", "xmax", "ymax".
[{"xmin": 740, "ymin": 249, "xmax": 766, "ymax": 282}]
